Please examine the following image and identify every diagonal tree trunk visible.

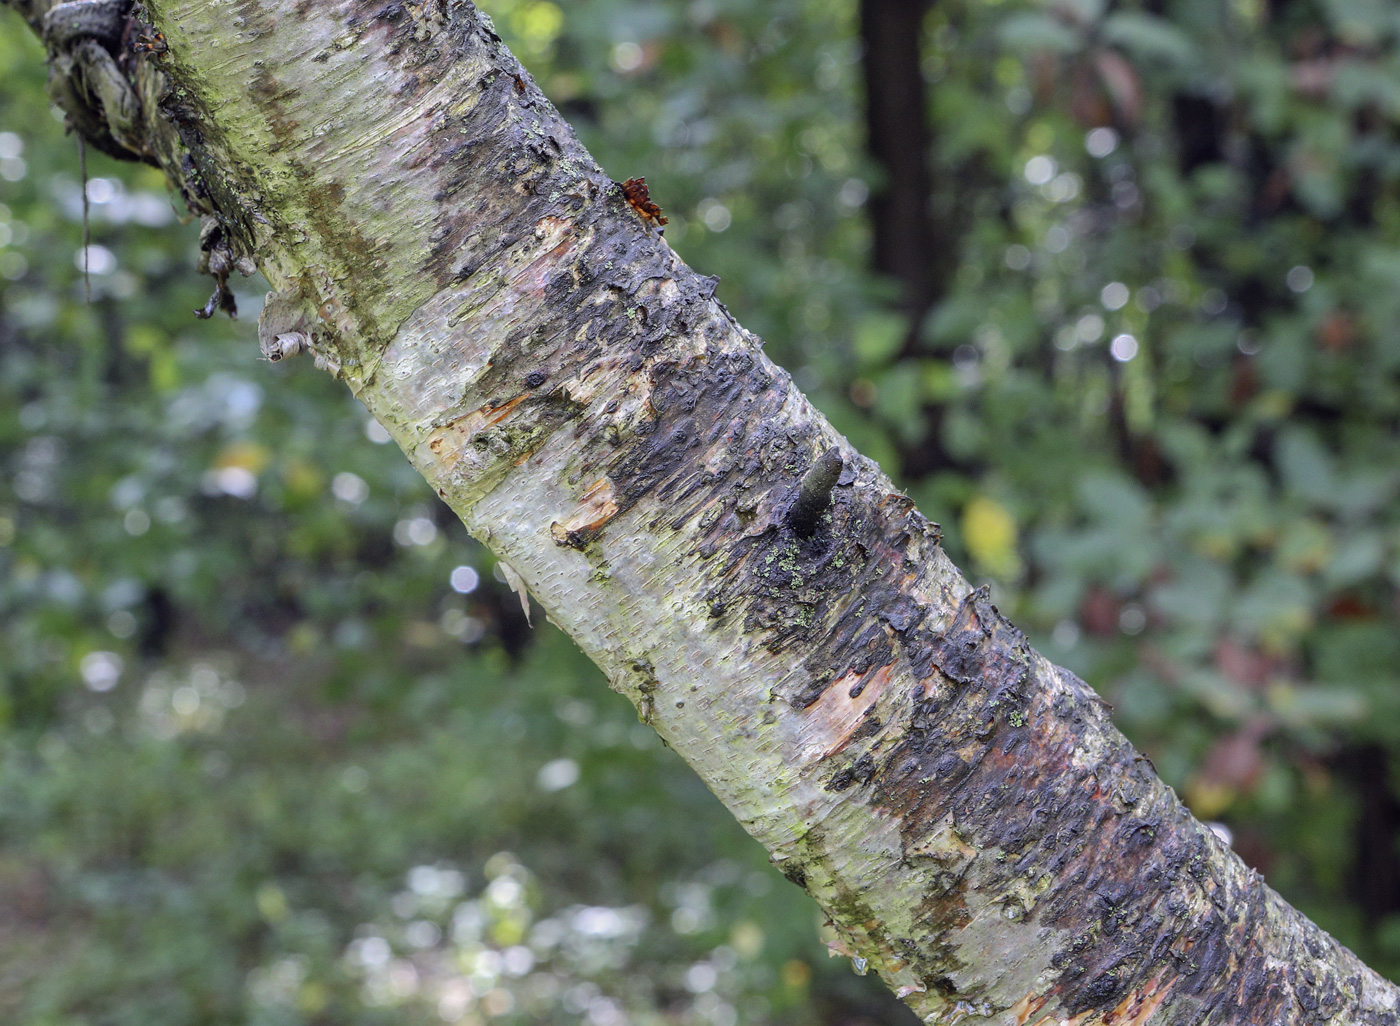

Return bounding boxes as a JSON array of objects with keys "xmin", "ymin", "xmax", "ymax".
[{"xmin": 10, "ymin": 1, "xmax": 1399, "ymax": 1022}]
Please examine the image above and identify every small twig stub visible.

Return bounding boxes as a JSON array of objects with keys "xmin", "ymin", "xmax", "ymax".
[{"xmin": 787, "ymin": 447, "xmax": 844, "ymax": 538}]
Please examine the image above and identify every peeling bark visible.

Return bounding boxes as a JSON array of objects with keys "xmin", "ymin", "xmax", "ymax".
[{"xmin": 11, "ymin": 1, "xmax": 1400, "ymax": 1022}]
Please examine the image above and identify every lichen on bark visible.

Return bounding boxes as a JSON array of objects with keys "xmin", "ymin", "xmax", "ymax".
[{"xmin": 12, "ymin": 0, "xmax": 1400, "ymax": 1022}]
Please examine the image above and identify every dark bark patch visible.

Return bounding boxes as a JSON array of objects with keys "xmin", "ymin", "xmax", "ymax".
[{"xmin": 779, "ymin": 861, "xmax": 808, "ymax": 890}]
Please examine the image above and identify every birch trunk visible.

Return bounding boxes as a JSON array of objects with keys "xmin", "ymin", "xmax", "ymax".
[{"xmin": 12, "ymin": 1, "xmax": 1400, "ymax": 1022}]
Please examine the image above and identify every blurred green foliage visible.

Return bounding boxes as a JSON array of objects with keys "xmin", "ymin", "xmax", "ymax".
[{"xmin": 1, "ymin": 0, "xmax": 1399, "ymax": 1023}]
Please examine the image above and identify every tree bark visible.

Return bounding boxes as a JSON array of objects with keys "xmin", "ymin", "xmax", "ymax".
[{"xmin": 12, "ymin": 1, "xmax": 1400, "ymax": 1023}]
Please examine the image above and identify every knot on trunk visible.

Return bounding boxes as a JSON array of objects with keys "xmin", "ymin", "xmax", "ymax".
[{"xmin": 42, "ymin": 0, "xmax": 157, "ymax": 164}]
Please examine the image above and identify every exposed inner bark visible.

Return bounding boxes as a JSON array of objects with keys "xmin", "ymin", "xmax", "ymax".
[{"xmin": 14, "ymin": 0, "xmax": 1400, "ymax": 1022}]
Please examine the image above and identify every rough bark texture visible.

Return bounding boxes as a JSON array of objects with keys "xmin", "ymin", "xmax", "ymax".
[{"xmin": 13, "ymin": 1, "xmax": 1400, "ymax": 1023}]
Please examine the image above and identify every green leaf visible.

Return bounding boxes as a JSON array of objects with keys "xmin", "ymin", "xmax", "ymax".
[
  {"xmin": 1275, "ymin": 427, "xmax": 1335, "ymax": 505},
  {"xmin": 1101, "ymin": 12, "xmax": 1196, "ymax": 68},
  {"xmin": 996, "ymin": 13, "xmax": 1081, "ymax": 55},
  {"xmin": 1322, "ymin": 0, "xmax": 1395, "ymax": 45},
  {"xmin": 852, "ymin": 311, "xmax": 907, "ymax": 366},
  {"xmin": 1323, "ymin": 530, "xmax": 1385, "ymax": 588}
]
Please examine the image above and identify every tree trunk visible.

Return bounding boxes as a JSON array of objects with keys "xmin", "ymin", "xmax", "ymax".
[
  {"xmin": 12, "ymin": 1, "xmax": 1400, "ymax": 1022},
  {"xmin": 860, "ymin": 0, "xmax": 941, "ymax": 326}
]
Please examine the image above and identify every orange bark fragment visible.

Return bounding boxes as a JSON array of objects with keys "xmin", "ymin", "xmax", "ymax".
[
  {"xmin": 1106, "ymin": 970, "xmax": 1172, "ymax": 1026},
  {"xmin": 1021, "ymin": 970, "xmax": 1173, "ymax": 1026},
  {"xmin": 797, "ymin": 663, "xmax": 893, "ymax": 761},
  {"xmin": 619, "ymin": 177, "xmax": 668, "ymax": 228},
  {"xmin": 1011, "ymin": 991, "xmax": 1047, "ymax": 1024},
  {"xmin": 550, "ymin": 477, "xmax": 620, "ymax": 548},
  {"xmin": 425, "ymin": 394, "xmax": 527, "ymax": 464}
]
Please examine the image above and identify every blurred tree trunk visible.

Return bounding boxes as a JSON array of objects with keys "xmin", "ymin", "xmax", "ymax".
[
  {"xmin": 10, "ymin": 1, "xmax": 1400, "ymax": 1022},
  {"xmin": 859, "ymin": 0, "xmax": 954, "ymax": 343}
]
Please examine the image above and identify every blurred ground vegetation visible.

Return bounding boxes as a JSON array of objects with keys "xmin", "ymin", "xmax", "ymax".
[{"xmin": 1, "ymin": 0, "xmax": 1398, "ymax": 1023}]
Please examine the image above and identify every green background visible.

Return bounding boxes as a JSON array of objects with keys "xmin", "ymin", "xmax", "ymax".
[{"xmin": 2, "ymin": 0, "xmax": 1399, "ymax": 1023}]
